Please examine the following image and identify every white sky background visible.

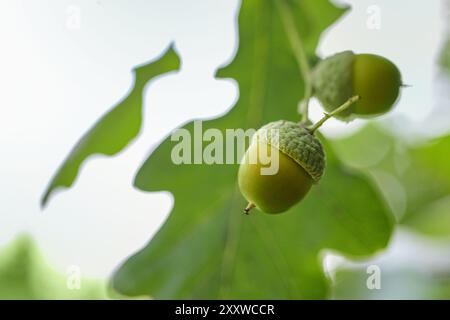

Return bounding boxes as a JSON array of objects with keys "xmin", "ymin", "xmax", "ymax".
[{"xmin": 0, "ymin": 0, "xmax": 448, "ymax": 280}]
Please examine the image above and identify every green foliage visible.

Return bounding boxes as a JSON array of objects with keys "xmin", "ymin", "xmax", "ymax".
[
  {"xmin": 0, "ymin": 236, "xmax": 109, "ymax": 299},
  {"xmin": 406, "ymin": 196, "xmax": 450, "ymax": 237},
  {"xmin": 41, "ymin": 45, "xmax": 180, "ymax": 207},
  {"xmin": 111, "ymin": 0, "xmax": 393, "ymax": 299},
  {"xmin": 333, "ymin": 124, "xmax": 450, "ymax": 237}
]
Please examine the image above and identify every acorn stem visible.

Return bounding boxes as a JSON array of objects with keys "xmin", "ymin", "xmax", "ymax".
[
  {"xmin": 243, "ymin": 203, "xmax": 256, "ymax": 215},
  {"xmin": 308, "ymin": 95, "xmax": 360, "ymax": 133},
  {"xmin": 276, "ymin": 0, "xmax": 312, "ymax": 123}
]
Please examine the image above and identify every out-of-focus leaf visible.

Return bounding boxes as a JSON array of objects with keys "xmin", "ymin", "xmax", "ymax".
[
  {"xmin": 328, "ymin": 124, "xmax": 395, "ymax": 169},
  {"xmin": 333, "ymin": 124, "xmax": 450, "ymax": 237},
  {"xmin": 0, "ymin": 235, "xmax": 109, "ymax": 299},
  {"xmin": 401, "ymin": 136, "xmax": 450, "ymax": 234},
  {"xmin": 41, "ymin": 45, "xmax": 180, "ymax": 207},
  {"xmin": 406, "ymin": 196, "xmax": 450, "ymax": 237},
  {"xmin": 112, "ymin": 0, "xmax": 393, "ymax": 299}
]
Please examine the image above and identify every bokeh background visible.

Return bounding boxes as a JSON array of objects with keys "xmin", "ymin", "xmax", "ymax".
[{"xmin": 0, "ymin": 0, "xmax": 449, "ymax": 299}]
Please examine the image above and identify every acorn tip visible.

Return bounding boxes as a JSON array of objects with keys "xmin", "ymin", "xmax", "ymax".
[{"xmin": 243, "ymin": 203, "xmax": 256, "ymax": 215}]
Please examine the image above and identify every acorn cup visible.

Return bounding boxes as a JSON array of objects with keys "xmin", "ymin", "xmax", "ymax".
[{"xmin": 312, "ymin": 51, "xmax": 403, "ymax": 120}]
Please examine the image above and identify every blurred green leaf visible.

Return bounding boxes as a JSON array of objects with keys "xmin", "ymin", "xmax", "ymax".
[
  {"xmin": 0, "ymin": 235, "xmax": 109, "ymax": 299},
  {"xmin": 333, "ymin": 125, "xmax": 450, "ymax": 237},
  {"xmin": 112, "ymin": 0, "xmax": 393, "ymax": 299},
  {"xmin": 42, "ymin": 45, "xmax": 180, "ymax": 207},
  {"xmin": 406, "ymin": 196, "xmax": 450, "ymax": 237},
  {"xmin": 402, "ymin": 136, "xmax": 450, "ymax": 235}
]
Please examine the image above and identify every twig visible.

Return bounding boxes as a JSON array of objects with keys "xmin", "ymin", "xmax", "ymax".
[{"xmin": 308, "ymin": 95, "xmax": 360, "ymax": 133}]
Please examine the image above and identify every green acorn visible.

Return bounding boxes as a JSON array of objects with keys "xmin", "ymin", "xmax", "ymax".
[
  {"xmin": 238, "ymin": 121, "xmax": 325, "ymax": 214},
  {"xmin": 312, "ymin": 51, "xmax": 402, "ymax": 119}
]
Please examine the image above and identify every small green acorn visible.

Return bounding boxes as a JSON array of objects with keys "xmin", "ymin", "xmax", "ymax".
[
  {"xmin": 312, "ymin": 51, "xmax": 402, "ymax": 119},
  {"xmin": 238, "ymin": 121, "xmax": 325, "ymax": 214}
]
